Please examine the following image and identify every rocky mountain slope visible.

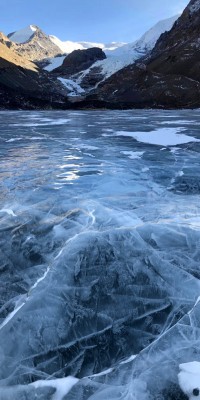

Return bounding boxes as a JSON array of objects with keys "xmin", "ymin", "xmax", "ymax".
[
  {"xmin": 147, "ymin": 0, "xmax": 200, "ymax": 82},
  {"xmin": 0, "ymin": 36, "xmax": 37, "ymax": 71},
  {"xmin": 0, "ymin": 37, "xmax": 68, "ymax": 109},
  {"xmin": 84, "ymin": 0, "xmax": 200, "ymax": 108}
]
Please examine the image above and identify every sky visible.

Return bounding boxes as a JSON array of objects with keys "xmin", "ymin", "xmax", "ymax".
[{"xmin": 0, "ymin": 0, "xmax": 189, "ymax": 43}]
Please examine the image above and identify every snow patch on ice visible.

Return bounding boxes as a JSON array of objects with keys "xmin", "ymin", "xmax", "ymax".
[
  {"xmin": 170, "ymin": 147, "xmax": 182, "ymax": 153},
  {"xmin": 178, "ymin": 362, "xmax": 200, "ymax": 400},
  {"xmin": 0, "ymin": 208, "xmax": 16, "ymax": 217},
  {"xmin": 114, "ymin": 128, "xmax": 200, "ymax": 146},
  {"xmin": 6, "ymin": 138, "xmax": 22, "ymax": 143},
  {"xmin": 11, "ymin": 118, "xmax": 71, "ymax": 127},
  {"xmin": 142, "ymin": 167, "xmax": 150, "ymax": 172},
  {"xmin": 160, "ymin": 120, "xmax": 197, "ymax": 125},
  {"xmin": 79, "ymin": 144, "xmax": 99, "ymax": 150},
  {"xmin": 31, "ymin": 376, "xmax": 79, "ymax": 400},
  {"xmin": 121, "ymin": 151, "xmax": 145, "ymax": 159}
]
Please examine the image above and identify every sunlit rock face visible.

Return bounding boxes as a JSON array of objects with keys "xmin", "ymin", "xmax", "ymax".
[{"xmin": 1, "ymin": 110, "xmax": 200, "ymax": 399}]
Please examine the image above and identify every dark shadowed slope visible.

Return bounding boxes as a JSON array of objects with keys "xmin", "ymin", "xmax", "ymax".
[
  {"xmin": 84, "ymin": 0, "xmax": 200, "ymax": 109},
  {"xmin": 0, "ymin": 38, "xmax": 69, "ymax": 109}
]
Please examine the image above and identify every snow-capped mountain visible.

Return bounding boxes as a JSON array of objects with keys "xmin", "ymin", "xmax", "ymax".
[
  {"xmin": 48, "ymin": 14, "xmax": 178, "ymax": 95},
  {"xmin": 117, "ymin": 15, "xmax": 179, "ymax": 55},
  {"xmin": 91, "ymin": 0, "xmax": 200, "ymax": 109},
  {"xmin": 8, "ymin": 25, "xmax": 38, "ymax": 43},
  {"xmin": 93, "ymin": 14, "xmax": 179, "ymax": 75},
  {"xmin": 7, "ymin": 25, "xmax": 126, "ymax": 65},
  {"xmin": 7, "ymin": 25, "xmax": 62, "ymax": 61},
  {"xmin": 3, "ymin": 0, "xmax": 200, "ymax": 107},
  {"xmin": 49, "ymin": 35, "xmax": 126, "ymax": 54}
]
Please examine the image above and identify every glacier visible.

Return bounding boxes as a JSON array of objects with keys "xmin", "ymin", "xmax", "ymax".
[
  {"xmin": 0, "ymin": 109, "xmax": 200, "ymax": 399},
  {"xmin": 44, "ymin": 15, "xmax": 178, "ymax": 91}
]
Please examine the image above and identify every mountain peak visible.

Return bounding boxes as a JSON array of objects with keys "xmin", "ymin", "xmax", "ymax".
[
  {"xmin": 8, "ymin": 25, "xmax": 38, "ymax": 44},
  {"xmin": 7, "ymin": 25, "xmax": 62, "ymax": 62}
]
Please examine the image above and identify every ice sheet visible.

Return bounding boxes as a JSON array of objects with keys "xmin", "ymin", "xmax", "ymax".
[{"xmin": 0, "ymin": 110, "xmax": 200, "ymax": 400}]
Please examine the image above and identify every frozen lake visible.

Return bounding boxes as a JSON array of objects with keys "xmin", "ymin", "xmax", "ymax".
[{"xmin": 0, "ymin": 109, "xmax": 200, "ymax": 399}]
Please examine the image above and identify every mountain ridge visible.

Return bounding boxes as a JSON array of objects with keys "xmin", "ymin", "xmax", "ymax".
[{"xmin": 80, "ymin": 0, "xmax": 200, "ymax": 109}]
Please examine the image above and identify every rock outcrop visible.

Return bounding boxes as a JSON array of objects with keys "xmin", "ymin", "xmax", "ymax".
[{"xmin": 53, "ymin": 47, "xmax": 106, "ymax": 77}]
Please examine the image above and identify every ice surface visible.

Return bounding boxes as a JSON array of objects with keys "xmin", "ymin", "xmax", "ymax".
[{"xmin": 0, "ymin": 110, "xmax": 200, "ymax": 399}]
